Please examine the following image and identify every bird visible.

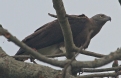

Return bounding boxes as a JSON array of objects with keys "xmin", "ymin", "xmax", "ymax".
[{"xmin": 15, "ymin": 14, "xmax": 111, "ymax": 61}]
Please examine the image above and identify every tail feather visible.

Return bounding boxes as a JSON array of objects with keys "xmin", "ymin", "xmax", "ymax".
[
  {"xmin": 15, "ymin": 48, "xmax": 28, "ymax": 61},
  {"xmin": 15, "ymin": 48, "xmax": 25, "ymax": 55}
]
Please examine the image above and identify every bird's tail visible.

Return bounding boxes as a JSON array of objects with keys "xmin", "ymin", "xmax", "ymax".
[{"xmin": 14, "ymin": 48, "xmax": 28, "ymax": 61}]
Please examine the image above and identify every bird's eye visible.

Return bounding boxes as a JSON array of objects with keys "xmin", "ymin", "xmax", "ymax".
[{"xmin": 100, "ymin": 15, "xmax": 104, "ymax": 18}]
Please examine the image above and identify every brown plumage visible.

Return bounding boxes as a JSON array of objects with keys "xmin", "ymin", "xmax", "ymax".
[{"xmin": 15, "ymin": 14, "xmax": 111, "ymax": 61}]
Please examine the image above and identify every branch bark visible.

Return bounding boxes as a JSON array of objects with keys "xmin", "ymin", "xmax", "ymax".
[
  {"xmin": 52, "ymin": 0, "xmax": 76, "ymax": 59},
  {"xmin": 1, "ymin": 46, "xmax": 121, "ymax": 78},
  {"xmin": 72, "ymin": 48, "xmax": 121, "ymax": 68},
  {"xmin": 12, "ymin": 53, "xmax": 65, "ymax": 59},
  {"xmin": 83, "ymin": 66, "xmax": 121, "ymax": 72},
  {"xmin": 79, "ymin": 72, "xmax": 121, "ymax": 78},
  {"xmin": 0, "ymin": 47, "xmax": 61, "ymax": 78}
]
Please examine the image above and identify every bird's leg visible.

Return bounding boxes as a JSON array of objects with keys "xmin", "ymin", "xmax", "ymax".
[
  {"xmin": 30, "ymin": 56, "xmax": 37, "ymax": 64},
  {"xmin": 30, "ymin": 48, "xmax": 37, "ymax": 64}
]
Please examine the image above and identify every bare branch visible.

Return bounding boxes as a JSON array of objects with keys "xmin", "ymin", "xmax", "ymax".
[
  {"xmin": 2, "ymin": 46, "xmax": 121, "ymax": 78},
  {"xmin": 52, "ymin": 0, "xmax": 76, "ymax": 59},
  {"xmin": 79, "ymin": 50, "xmax": 106, "ymax": 58},
  {"xmin": 0, "ymin": 25, "xmax": 65, "ymax": 67},
  {"xmin": 72, "ymin": 48, "xmax": 121, "ymax": 68},
  {"xmin": 62, "ymin": 65, "xmax": 72, "ymax": 78},
  {"xmin": 78, "ymin": 72, "xmax": 121, "ymax": 78},
  {"xmin": 12, "ymin": 53, "xmax": 65, "ymax": 59},
  {"xmin": 0, "ymin": 47, "xmax": 62, "ymax": 78},
  {"xmin": 83, "ymin": 66, "xmax": 121, "ymax": 73}
]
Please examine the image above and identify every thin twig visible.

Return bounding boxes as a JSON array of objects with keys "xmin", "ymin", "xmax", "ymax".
[
  {"xmin": 78, "ymin": 71, "xmax": 121, "ymax": 78},
  {"xmin": 82, "ymin": 66, "xmax": 121, "ymax": 73},
  {"xmin": 12, "ymin": 53, "xmax": 66, "ymax": 59}
]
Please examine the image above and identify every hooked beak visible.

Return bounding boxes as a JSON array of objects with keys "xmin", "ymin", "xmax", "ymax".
[{"xmin": 107, "ymin": 16, "xmax": 111, "ymax": 22}]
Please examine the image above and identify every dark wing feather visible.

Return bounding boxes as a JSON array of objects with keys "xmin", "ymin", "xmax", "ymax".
[
  {"xmin": 15, "ymin": 15, "xmax": 89, "ymax": 55},
  {"xmin": 22, "ymin": 20, "xmax": 63, "ymax": 49}
]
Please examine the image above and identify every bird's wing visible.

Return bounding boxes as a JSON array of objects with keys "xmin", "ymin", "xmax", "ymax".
[
  {"xmin": 16, "ymin": 14, "xmax": 89, "ymax": 55},
  {"xmin": 22, "ymin": 15, "xmax": 89, "ymax": 48},
  {"xmin": 22, "ymin": 20, "xmax": 63, "ymax": 49}
]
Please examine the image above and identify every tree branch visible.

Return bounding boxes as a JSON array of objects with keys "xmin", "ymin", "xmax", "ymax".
[
  {"xmin": 12, "ymin": 53, "xmax": 65, "ymax": 59},
  {"xmin": 83, "ymin": 66, "xmax": 121, "ymax": 73},
  {"xmin": 79, "ymin": 72, "xmax": 121, "ymax": 78},
  {"xmin": 0, "ymin": 25, "xmax": 64, "ymax": 68},
  {"xmin": 0, "ymin": 47, "xmax": 62, "ymax": 78},
  {"xmin": 62, "ymin": 30, "xmax": 94, "ymax": 77},
  {"xmin": 1, "ymin": 46, "xmax": 121, "ymax": 78},
  {"xmin": 52, "ymin": 0, "xmax": 76, "ymax": 59},
  {"xmin": 79, "ymin": 50, "xmax": 105, "ymax": 58},
  {"xmin": 72, "ymin": 48, "xmax": 121, "ymax": 68}
]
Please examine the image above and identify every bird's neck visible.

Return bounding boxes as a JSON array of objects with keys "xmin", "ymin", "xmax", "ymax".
[
  {"xmin": 89, "ymin": 19, "xmax": 105, "ymax": 38},
  {"xmin": 94, "ymin": 20, "xmax": 106, "ymax": 28}
]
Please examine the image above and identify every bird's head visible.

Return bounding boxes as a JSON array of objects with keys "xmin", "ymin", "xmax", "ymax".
[{"xmin": 91, "ymin": 14, "xmax": 111, "ymax": 26}]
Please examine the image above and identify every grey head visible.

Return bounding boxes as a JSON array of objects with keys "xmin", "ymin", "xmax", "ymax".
[{"xmin": 90, "ymin": 14, "xmax": 111, "ymax": 27}]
